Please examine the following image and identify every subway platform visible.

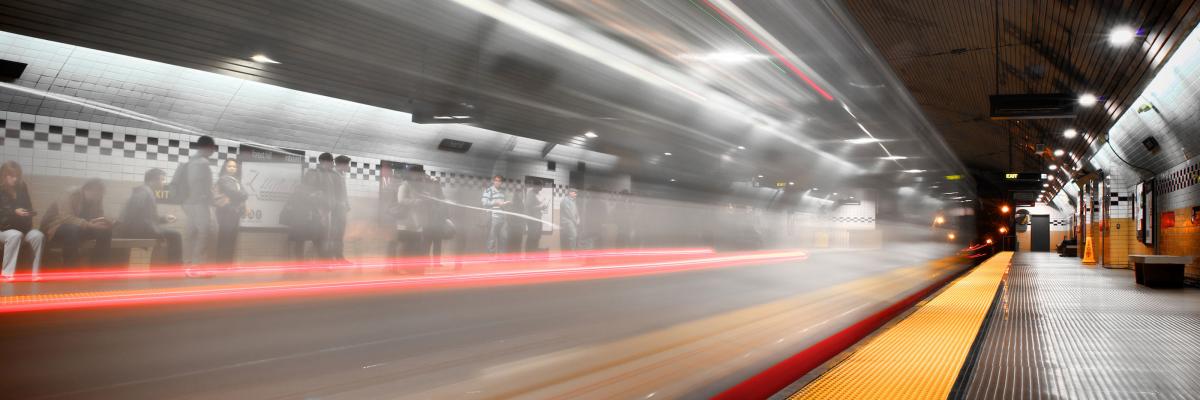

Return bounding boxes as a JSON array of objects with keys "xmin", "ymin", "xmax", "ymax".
[{"xmin": 779, "ymin": 252, "xmax": 1200, "ymax": 400}]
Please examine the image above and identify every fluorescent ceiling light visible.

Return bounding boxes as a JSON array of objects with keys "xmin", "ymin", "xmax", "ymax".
[
  {"xmin": 1109, "ymin": 26, "xmax": 1137, "ymax": 46},
  {"xmin": 669, "ymin": 178, "xmax": 677, "ymax": 182},
  {"xmin": 663, "ymin": 152, "xmax": 672, "ymax": 156},
  {"xmin": 1078, "ymin": 93, "xmax": 1098, "ymax": 107},
  {"xmin": 845, "ymin": 137, "xmax": 881, "ymax": 144},
  {"xmin": 1048, "ymin": 165, "xmax": 1059, "ymax": 171},
  {"xmin": 250, "ymin": 54, "xmax": 280, "ymax": 64},
  {"xmin": 881, "ymin": 156, "xmax": 908, "ymax": 160},
  {"xmin": 1053, "ymin": 149, "xmax": 1065, "ymax": 156},
  {"xmin": 902, "ymin": 169, "xmax": 926, "ymax": 173},
  {"xmin": 788, "ymin": 182, "xmax": 795, "ymax": 186},
  {"xmin": 1063, "ymin": 128, "xmax": 1078, "ymax": 139},
  {"xmin": 737, "ymin": 145, "xmax": 746, "ymax": 150},
  {"xmin": 584, "ymin": 131, "xmax": 598, "ymax": 138}
]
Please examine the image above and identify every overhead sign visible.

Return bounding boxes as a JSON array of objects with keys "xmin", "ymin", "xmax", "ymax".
[
  {"xmin": 945, "ymin": 174, "xmax": 963, "ymax": 181},
  {"xmin": 1003, "ymin": 172, "xmax": 1043, "ymax": 181}
]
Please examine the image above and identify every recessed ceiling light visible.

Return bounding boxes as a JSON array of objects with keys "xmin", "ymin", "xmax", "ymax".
[
  {"xmin": 1078, "ymin": 93, "xmax": 1098, "ymax": 107},
  {"xmin": 1063, "ymin": 128, "xmax": 1078, "ymax": 139},
  {"xmin": 849, "ymin": 196, "xmax": 855, "ymax": 199},
  {"xmin": 902, "ymin": 169, "xmax": 926, "ymax": 173},
  {"xmin": 1048, "ymin": 165, "xmax": 1059, "ymax": 171},
  {"xmin": 881, "ymin": 156, "xmax": 908, "ymax": 160},
  {"xmin": 663, "ymin": 152, "xmax": 672, "ymax": 156},
  {"xmin": 250, "ymin": 54, "xmax": 280, "ymax": 64},
  {"xmin": 788, "ymin": 182, "xmax": 795, "ymax": 186},
  {"xmin": 757, "ymin": 175, "xmax": 764, "ymax": 178},
  {"xmin": 669, "ymin": 178, "xmax": 677, "ymax": 182},
  {"xmin": 812, "ymin": 187, "xmax": 819, "ymax": 191},
  {"xmin": 833, "ymin": 192, "xmax": 838, "ymax": 196},
  {"xmin": 1109, "ymin": 26, "xmax": 1138, "ymax": 46},
  {"xmin": 845, "ymin": 137, "xmax": 880, "ymax": 144},
  {"xmin": 1043, "ymin": 183, "xmax": 1050, "ymax": 187},
  {"xmin": 1053, "ymin": 149, "xmax": 1065, "ymax": 156},
  {"xmin": 737, "ymin": 145, "xmax": 746, "ymax": 150},
  {"xmin": 584, "ymin": 131, "xmax": 598, "ymax": 138}
]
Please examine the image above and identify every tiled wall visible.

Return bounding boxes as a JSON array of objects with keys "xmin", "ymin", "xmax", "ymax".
[{"xmin": 1154, "ymin": 158, "xmax": 1200, "ymax": 282}]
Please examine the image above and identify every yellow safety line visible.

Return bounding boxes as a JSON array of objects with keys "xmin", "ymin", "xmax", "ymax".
[{"xmin": 790, "ymin": 252, "xmax": 1011, "ymax": 400}]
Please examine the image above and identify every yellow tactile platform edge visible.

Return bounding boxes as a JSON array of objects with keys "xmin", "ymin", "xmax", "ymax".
[{"xmin": 790, "ymin": 252, "xmax": 1011, "ymax": 400}]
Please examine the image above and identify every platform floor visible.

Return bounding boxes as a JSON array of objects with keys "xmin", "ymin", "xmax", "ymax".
[
  {"xmin": 958, "ymin": 252, "xmax": 1200, "ymax": 399},
  {"xmin": 787, "ymin": 251, "xmax": 1200, "ymax": 400}
]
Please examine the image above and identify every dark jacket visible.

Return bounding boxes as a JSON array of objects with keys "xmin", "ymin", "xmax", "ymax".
[
  {"xmin": 215, "ymin": 175, "xmax": 249, "ymax": 215},
  {"xmin": 0, "ymin": 182, "xmax": 34, "ymax": 232},
  {"xmin": 117, "ymin": 185, "xmax": 168, "ymax": 237}
]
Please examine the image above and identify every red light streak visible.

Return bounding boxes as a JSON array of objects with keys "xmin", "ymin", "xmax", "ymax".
[
  {"xmin": 3, "ymin": 248, "xmax": 714, "ymax": 283},
  {"xmin": 0, "ymin": 250, "xmax": 806, "ymax": 314},
  {"xmin": 699, "ymin": 0, "xmax": 835, "ymax": 101}
]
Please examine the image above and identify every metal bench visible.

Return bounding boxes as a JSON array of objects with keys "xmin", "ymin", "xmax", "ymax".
[{"xmin": 1129, "ymin": 255, "xmax": 1195, "ymax": 288}]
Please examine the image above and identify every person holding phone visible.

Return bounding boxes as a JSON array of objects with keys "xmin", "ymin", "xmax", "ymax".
[
  {"xmin": 41, "ymin": 179, "xmax": 113, "ymax": 267},
  {"xmin": 116, "ymin": 168, "xmax": 183, "ymax": 266},
  {"xmin": 0, "ymin": 161, "xmax": 44, "ymax": 280}
]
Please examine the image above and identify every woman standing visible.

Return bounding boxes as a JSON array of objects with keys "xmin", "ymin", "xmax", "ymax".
[
  {"xmin": 214, "ymin": 159, "xmax": 249, "ymax": 265},
  {"xmin": 0, "ymin": 161, "xmax": 45, "ymax": 281}
]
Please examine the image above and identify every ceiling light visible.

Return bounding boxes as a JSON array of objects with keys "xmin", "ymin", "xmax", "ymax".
[
  {"xmin": 1053, "ymin": 149, "xmax": 1065, "ymax": 156},
  {"xmin": 788, "ymin": 182, "xmax": 795, "ymax": 186},
  {"xmin": 1078, "ymin": 93, "xmax": 1098, "ymax": 107},
  {"xmin": 1063, "ymin": 128, "xmax": 1078, "ymax": 139},
  {"xmin": 849, "ymin": 196, "xmax": 855, "ymax": 199},
  {"xmin": 663, "ymin": 152, "xmax": 672, "ymax": 156},
  {"xmin": 721, "ymin": 154, "xmax": 733, "ymax": 161},
  {"xmin": 812, "ymin": 187, "xmax": 819, "ymax": 191},
  {"xmin": 250, "ymin": 54, "xmax": 280, "ymax": 64},
  {"xmin": 881, "ymin": 156, "xmax": 908, "ymax": 160},
  {"xmin": 833, "ymin": 192, "xmax": 839, "ymax": 196},
  {"xmin": 902, "ymin": 169, "xmax": 926, "ymax": 173},
  {"xmin": 669, "ymin": 178, "xmax": 677, "ymax": 182},
  {"xmin": 737, "ymin": 145, "xmax": 746, "ymax": 150},
  {"xmin": 584, "ymin": 131, "xmax": 598, "ymax": 138},
  {"xmin": 1048, "ymin": 164, "xmax": 1059, "ymax": 171},
  {"xmin": 1109, "ymin": 26, "xmax": 1138, "ymax": 46},
  {"xmin": 757, "ymin": 175, "xmax": 764, "ymax": 178},
  {"xmin": 845, "ymin": 137, "xmax": 881, "ymax": 144},
  {"xmin": 1043, "ymin": 183, "xmax": 1050, "ymax": 187}
]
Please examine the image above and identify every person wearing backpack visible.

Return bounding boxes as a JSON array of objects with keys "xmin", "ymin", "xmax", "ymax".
[{"xmin": 175, "ymin": 136, "xmax": 217, "ymax": 273}]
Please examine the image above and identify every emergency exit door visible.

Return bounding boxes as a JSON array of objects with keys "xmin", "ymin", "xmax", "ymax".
[{"xmin": 1031, "ymin": 215, "xmax": 1050, "ymax": 252}]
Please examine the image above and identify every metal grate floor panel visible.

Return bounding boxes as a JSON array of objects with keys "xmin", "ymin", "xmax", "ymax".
[{"xmin": 958, "ymin": 252, "xmax": 1200, "ymax": 400}]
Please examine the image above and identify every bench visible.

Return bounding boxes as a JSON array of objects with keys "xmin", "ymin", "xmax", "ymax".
[
  {"xmin": 46, "ymin": 238, "xmax": 159, "ymax": 269},
  {"xmin": 1061, "ymin": 244, "xmax": 1078, "ymax": 257},
  {"xmin": 1129, "ymin": 255, "xmax": 1195, "ymax": 288}
]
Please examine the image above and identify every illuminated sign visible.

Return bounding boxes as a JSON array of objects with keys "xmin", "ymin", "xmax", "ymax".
[
  {"xmin": 1005, "ymin": 173, "xmax": 1019, "ymax": 179},
  {"xmin": 945, "ymin": 175, "xmax": 963, "ymax": 181}
]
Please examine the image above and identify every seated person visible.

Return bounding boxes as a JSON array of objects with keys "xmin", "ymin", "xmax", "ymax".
[
  {"xmin": 1, "ymin": 161, "xmax": 45, "ymax": 281},
  {"xmin": 116, "ymin": 169, "xmax": 182, "ymax": 266},
  {"xmin": 41, "ymin": 179, "xmax": 113, "ymax": 267}
]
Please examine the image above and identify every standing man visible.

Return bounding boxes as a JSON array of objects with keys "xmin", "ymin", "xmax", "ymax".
[
  {"xmin": 524, "ymin": 181, "xmax": 549, "ymax": 252},
  {"xmin": 117, "ymin": 168, "xmax": 183, "ymax": 266},
  {"xmin": 481, "ymin": 175, "xmax": 510, "ymax": 255},
  {"xmin": 329, "ymin": 155, "xmax": 351, "ymax": 264},
  {"xmin": 559, "ymin": 188, "xmax": 580, "ymax": 251},
  {"xmin": 181, "ymin": 136, "xmax": 216, "ymax": 272}
]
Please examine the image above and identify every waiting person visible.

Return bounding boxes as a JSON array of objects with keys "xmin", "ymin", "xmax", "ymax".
[
  {"xmin": 481, "ymin": 175, "xmax": 510, "ymax": 255},
  {"xmin": 392, "ymin": 166, "xmax": 425, "ymax": 273},
  {"xmin": 180, "ymin": 135, "xmax": 216, "ymax": 268},
  {"xmin": 416, "ymin": 174, "xmax": 451, "ymax": 267},
  {"xmin": 506, "ymin": 182, "xmax": 526, "ymax": 254},
  {"xmin": 214, "ymin": 159, "xmax": 249, "ymax": 265},
  {"xmin": 524, "ymin": 181, "xmax": 549, "ymax": 252},
  {"xmin": 560, "ymin": 188, "xmax": 580, "ymax": 251},
  {"xmin": 41, "ymin": 179, "xmax": 112, "ymax": 267},
  {"xmin": 0, "ymin": 161, "xmax": 44, "ymax": 280},
  {"xmin": 284, "ymin": 156, "xmax": 334, "ymax": 261},
  {"xmin": 116, "ymin": 168, "xmax": 182, "ymax": 266},
  {"xmin": 313, "ymin": 153, "xmax": 338, "ymax": 260},
  {"xmin": 328, "ymin": 155, "xmax": 351, "ymax": 264}
]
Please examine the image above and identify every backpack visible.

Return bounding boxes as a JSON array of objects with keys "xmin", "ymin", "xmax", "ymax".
[{"xmin": 167, "ymin": 163, "xmax": 190, "ymax": 204}]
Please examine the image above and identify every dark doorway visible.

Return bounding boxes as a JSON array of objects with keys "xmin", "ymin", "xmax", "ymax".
[{"xmin": 1031, "ymin": 215, "xmax": 1050, "ymax": 252}]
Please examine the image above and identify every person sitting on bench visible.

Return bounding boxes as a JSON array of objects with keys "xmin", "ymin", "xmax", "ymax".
[
  {"xmin": 41, "ymin": 179, "xmax": 113, "ymax": 267},
  {"xmin": 1, "ymin": 161, "xmax": 44, "ymax": 281},
  {"xmin": 116, "ymin": 169, "xmax": 183, "ymax": 266}
]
